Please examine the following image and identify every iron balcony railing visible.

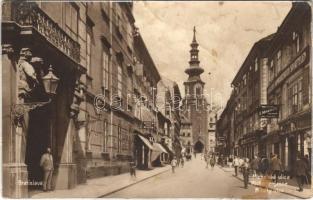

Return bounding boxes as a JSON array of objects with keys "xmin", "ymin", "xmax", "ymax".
[{"xmin": 9, "ymin": 1, "xmax": 80, "ymax": 62}]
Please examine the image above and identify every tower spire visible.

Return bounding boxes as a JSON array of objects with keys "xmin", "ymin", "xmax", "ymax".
[
  {"xmin": 193, "ymin": 26, "xmax": 197, "ymax": 42},
  {"xmin": 185, "ymin": 27, "xmax": 204, "ymax": 77}
]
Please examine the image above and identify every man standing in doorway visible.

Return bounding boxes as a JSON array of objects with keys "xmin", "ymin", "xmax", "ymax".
[{"xmin": 40, "ymin": 147, "xmax": 54, "ymax": 192}]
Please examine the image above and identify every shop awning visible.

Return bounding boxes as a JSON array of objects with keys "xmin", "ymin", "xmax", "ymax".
[
  {"xmin": 153, "ymin": 143, "xmax": 168, "ymax": 153},
  {"xmin": 138, "ymin": 135, "xmax": 154, "ymax": 150}
]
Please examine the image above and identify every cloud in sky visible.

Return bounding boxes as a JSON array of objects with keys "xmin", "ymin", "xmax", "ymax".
[{"xmin": 133, "ymin": 1, "xmax": 291, "ymax": 107}]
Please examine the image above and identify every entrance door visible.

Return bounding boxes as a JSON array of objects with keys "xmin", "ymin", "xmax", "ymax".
[
  {"xmin": 25, "ymin": 106, "xmax": 51, "ymax": 190},
  {"xmin": 194, "ymin": 140, "xmax": 204, "ymax": 153}
]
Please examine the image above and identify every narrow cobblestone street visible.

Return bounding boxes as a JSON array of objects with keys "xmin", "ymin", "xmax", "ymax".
[{"xmin": 106, "ymin": 156, "xmax": 293, "ymax": 198}]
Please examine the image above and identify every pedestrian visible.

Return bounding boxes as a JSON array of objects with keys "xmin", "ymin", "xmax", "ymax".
[
  {"xmin": 260, "ymin": 156, "xmax": 270, "ymax": 176},
  {"xmin": 177, "ymin": 157, "xmax": 180, "ymax": 167},
  {"xmin": 270, "ymin": 154, "xmax": 282, "ymax": 184},
  {"xmin": 294, "ymin": 154, "xmax": 308, "ymax": 192},
  {"xmin": 40, "ymin": 147, "xmax": 54, "ymax": 192},
  {"xmin": 210, "ymin": 156, "xmax": 216, "ymax": 169},
  {"xmin": 181, "ymin": 157, "xmax": 185, "ymax": 168},
  {"xmin": 171, "ymin": 157, "xmax": 178, "ymax": 173},
  {"xmin": 228, "ymin": 156, "xmax": 233, "ymax": 168},
  {"xmin": 233, "ymin": 156, "xmax": 240, "ymax": 176},
  {"xmin": 241, "ymin": 158, "xmax": 250, "ymax": 189},
  {"xmin": 303, "ymin": 154, "xmax": 311, "ymax": 184},
  {"xmin": 250, "ymin": 156, "xmax": 260, "ymax": 177},
  {"xmin": 129, "ymin": 159, "xmax": 136, "ymax": 178}
]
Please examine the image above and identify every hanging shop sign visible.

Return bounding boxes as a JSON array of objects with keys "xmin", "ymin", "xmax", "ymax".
[{"xmin": 258, "ymin": 105, "xmax": 279, "ymax": 118}]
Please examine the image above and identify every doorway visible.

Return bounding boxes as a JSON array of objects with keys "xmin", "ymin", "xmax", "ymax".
[
  {"xmin": 194, "ymin": 140, "xmax": 204, "ymax": 153},
  {"xmin": 25, "ymin": 105, "xmax": 51, "ymax": 190}
]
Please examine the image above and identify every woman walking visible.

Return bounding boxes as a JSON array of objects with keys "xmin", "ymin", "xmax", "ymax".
[{"xmin": 210, "ymin": 156, "xmax": 216, "ymax": 169}]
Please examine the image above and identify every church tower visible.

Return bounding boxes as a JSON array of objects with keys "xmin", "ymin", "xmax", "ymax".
[{"xmin": 182, "ymin": 27, "xmax": 208, "ymax": 153}]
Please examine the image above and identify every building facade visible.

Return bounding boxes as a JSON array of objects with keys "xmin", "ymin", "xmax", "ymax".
[
  {"xmin": 207, "ymin": 109, "xmax": 218, "ymax": 154},
  {"xmin": 217, "ymin": 2, "xmax": 311, "ymax": 174},
  {"xmin": 265, "ymin": 2, "xmax": 311, "ymax": 171},
  {"xmin": 231, "ymin": 34, "xmax": 274, "ymax": 160},
  {"xmin": 180, "ymin": 113, "xmax": 193, "ymax": 155},
  {"xmin": 181, "ymin": 27, "xmax": 208, "ymax": 154}
]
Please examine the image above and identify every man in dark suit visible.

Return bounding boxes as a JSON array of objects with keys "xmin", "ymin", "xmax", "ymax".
[
  {"xmin": 40, "ymin": 148, "xmax": 54, "ymax": 191},
  {"xmin": 294, "ymin": 154, "xmax": 308, "ymax": 192}
]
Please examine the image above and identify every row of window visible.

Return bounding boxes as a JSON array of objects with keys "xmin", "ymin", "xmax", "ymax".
[
  {"xmin": 181, "ymin": 132, "xmax": 191, "ymax": 137},
  {"xmin": 88, "ymin": 119, "xmax": 132, "ymax": 154},
  {"xmin": 269, "ymin": 31, "xmax": 301, "ymax": 83}
]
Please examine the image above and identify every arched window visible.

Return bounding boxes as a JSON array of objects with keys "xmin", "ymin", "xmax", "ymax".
[{"xmin": 194, "ymin": 84, "xmax": 202, "ymax": 96}]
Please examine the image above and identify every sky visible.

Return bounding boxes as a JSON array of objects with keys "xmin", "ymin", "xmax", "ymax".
[{"xmin": 133, "ymin": 1, "xmax": 291, "ymax": 108}]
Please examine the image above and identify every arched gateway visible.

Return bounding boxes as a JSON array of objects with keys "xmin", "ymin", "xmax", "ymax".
[{"xmin": 194, "ymin": 140, "xmax": 204, "ymax": 153}]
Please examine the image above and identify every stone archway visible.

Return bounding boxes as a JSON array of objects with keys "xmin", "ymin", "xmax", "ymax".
[{"xmin": 194, "ymin": 140, "xmax": 204, "ymax": 153}]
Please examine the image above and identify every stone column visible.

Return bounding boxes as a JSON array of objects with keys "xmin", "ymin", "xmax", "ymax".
[
  {"xmin": 55, "ymin": 82, "xmax": 83, "ymax": 190},
  {"xmin": 2, "ymin": 45, "xmax": 29, "ymax": 198}
]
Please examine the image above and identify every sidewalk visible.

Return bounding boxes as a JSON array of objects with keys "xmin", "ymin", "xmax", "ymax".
[
  {"xmin": 219, "ymin": 165, "xmax": 313, "ymax": 199},
  {"xmin": 30, "ymin": 165, "xmax": 171, "ymax": 198}
]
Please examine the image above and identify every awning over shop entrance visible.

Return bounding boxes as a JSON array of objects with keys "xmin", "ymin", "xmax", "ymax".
[
  {"xmin": 151, "ymin": 143, "xmax": 168, "ymax": 161},
  {"xmin": 153, "ymin": 143, "xmax": 168, "ymax": 154},
  {"xmin": 138, "ymin": 135, "xmax": 154, "ymax": 150}
]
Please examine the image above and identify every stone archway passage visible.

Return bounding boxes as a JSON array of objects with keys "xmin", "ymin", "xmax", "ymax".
[{"xmin": 194, "ymin": 140, "xmax": 204, "ymax": 153}]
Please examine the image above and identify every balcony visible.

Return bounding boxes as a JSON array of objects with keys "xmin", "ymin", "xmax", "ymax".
[{"xmin": 5, "ymin": 2, "xmax": 80, "ymax": 63}]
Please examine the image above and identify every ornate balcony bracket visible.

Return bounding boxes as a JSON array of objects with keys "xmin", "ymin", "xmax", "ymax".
[{"xmin": 11, "ymin": 98, "xmax": 51, "ymax": 124}]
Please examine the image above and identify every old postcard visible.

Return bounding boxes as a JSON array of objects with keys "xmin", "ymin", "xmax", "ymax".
[{"xmin": 1, "ymin": 0, "xmax": 312, "ymax": 199}]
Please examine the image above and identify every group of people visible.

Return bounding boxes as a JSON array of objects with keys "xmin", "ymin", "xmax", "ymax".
[
  {"xmin": 231, "ymin": 153, "xmax": 311, "ymax": 191},
  {"xmin": 171, "ymin": 156, "xmax": 186, "ymax": 173},
  {"xmin": 205, "ymin": 154, "xmax": 216, "ymax": 169}
]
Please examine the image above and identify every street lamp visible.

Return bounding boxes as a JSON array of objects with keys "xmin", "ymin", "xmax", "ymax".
[
  {"xmin": 42, "ymin": 65, "xmax": 60, "ymax": 95},
  {"xmin": 12, "ymin": 65, "xmax": 60, "ymax": 121}
]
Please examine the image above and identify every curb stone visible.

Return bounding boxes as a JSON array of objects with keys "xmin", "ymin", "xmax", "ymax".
[{"xmin": 98, "ymin": 167, "xmax": 171, "ymax": 197}]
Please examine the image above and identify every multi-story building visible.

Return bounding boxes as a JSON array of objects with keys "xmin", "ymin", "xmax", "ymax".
[
  {"xmin": 2, "ymin": 1, "xmax": 87, "ymax": 197},
  {"xmin": 207, "ymin": 108, "xmax": 218, "ymax": 154},
  {"xmin": 157, "ymin": 77, "xmax": 177, "ymax": 161},
  {"xmin": 180, "ymin": 113, "xmax": 193, "ymax": 154},
  {"xmin": 231, "ymin": 33, "xmax": 274, "ymax": 160},
  {"xmin": 159, "ymin": 77, "xmax": 182, "ymax": 157},
  {"xmin": 133, "ymin": 34, "xmax": 167, "ymax": 169},
  {"xmin": 218, "ymin": 3, "xmax": 311, "ymax": 173},
  {"xmin": 265, "ymin": 2, "xmax": 311, "ymax": 171},
  {"xmin": 181, "ymin": 27, "xmax": 208, "ymax": 154},
  {"xmin": 75, "ymin": 2, "xmax": 136, "ymax": 183}
]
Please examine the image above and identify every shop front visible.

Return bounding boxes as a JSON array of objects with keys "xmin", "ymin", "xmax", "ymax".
[
  {"xmin": 239, "ymin": 131, "xmax": 265, "ymax": 160},
  {"xmin": 280, "ymin": 109, "xmax": 311, "ymax": 172}
]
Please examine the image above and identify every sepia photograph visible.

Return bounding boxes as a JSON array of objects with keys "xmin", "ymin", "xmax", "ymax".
[{"xmin": 1, "ymin": 0, "xmax": 312, "ymax": 199}]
